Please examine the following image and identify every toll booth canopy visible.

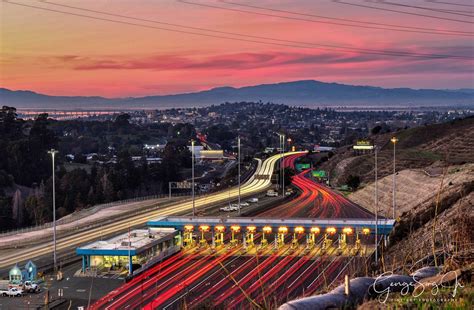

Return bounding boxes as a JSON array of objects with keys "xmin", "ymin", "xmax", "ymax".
[{"xmin": 76, "ymin": 227, "xmax": 179, "ymax": 275}]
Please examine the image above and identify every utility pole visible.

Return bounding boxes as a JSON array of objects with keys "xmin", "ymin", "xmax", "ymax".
[
  {"xmin": 277, "ymin": 135, "xmax": 281, "ymax": 191},
  {"xmin": 191, "ymin": 139, "xmax": 195, "ymax": 217},
  {"xmin": 276, "ymin": 133, "xmax": 285, "ymax": 196},
  {"xmin": 48, "ymin": 149, "xmax": 58, "ymax": 273},
  {"xmin": 282, "ymin": 134, "xmax": 286, "ymax": 197},
  {"xmin": 391, "ymin": 137, "xmax": 398, "ymax": 220},
  {"xmin": 374, "ymin": 145, "xmax": 378, "ymax": 263},
  {"xmin": 238, "ymin": 136, "xmax": 241, "ymax": 215}
]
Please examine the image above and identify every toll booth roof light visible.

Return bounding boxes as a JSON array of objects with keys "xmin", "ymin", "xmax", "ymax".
[
  {"xmin": 343, "ymin": 227, "xmax": 353, "ymax": 234},
  {"xmin": 200, "ymin": 225, "xmax": 210, "ymax": 231},
  {"xmin": 295, "ymin": 227, "xmax": 305, "ymax": 233},
  {"xmin": 326, "ymin": 227, "xmax": 337, "ymax": 234}
]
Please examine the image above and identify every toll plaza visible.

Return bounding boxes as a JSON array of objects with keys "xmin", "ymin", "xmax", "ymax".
[
  {"xmin": 147, "ymin": 216, "xmax": 395, "ymax": 255},
  {"xmin": 148, "ymin": 216, "xmax": 394, "ymax": 235},
  {"xmin": 76, "ymin": 227, "xmax": 179, "ymax": 276}
]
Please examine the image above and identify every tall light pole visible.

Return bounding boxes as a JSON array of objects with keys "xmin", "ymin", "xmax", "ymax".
[
  {"xmin": 391, "ymin": 137, "xmax": 398, "ymax": 220},
  {"xmin": 238, "ymin": 136, "xmax": 241, "ymax": 215},
  {"xmin": 374, "ymin": 145, "xmax": 379, "ymax": 263},
  {"xmin": 276, "ymin": 133, "xmax": 285, "ymax": 196},
  {"xmin": 282, "ymin": 134, "xmax": 285, "ymax": 197},
  {"xmin": 191, "ymin": 139, "xmax": 195, "ymax": 217},
  {"xmin": 48, "ymin": 148, "xmax": 58, "ymax": 273}
]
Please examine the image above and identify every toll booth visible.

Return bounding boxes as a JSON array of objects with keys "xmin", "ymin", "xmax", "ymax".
[
  {"xmin": 76, "ymin": 228, "xmax": 179, "ymax": 276},
  {"xmin": 147, "ymin": 216, "xmax": 394, "ymax": 255},
  {"xmin": 9, "ymin": 265, "xmax": 22, "ymax": 284},
  {"xmin": 147, "ymin": 216, "xmax": 395, "ymax": 236},
  {"xmin": 23, "ymin": 260, "xmax": 37, "ymax": 281}
]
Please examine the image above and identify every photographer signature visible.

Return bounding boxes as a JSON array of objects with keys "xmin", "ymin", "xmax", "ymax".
[{"xmin": 372, "ymin": 271, "xmax": 464, "ymax": 303}]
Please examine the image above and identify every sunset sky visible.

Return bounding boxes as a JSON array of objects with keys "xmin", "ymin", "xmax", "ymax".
[{"xmin": 1, "ymin": 0, "xmax": 473, "ymax": 97}]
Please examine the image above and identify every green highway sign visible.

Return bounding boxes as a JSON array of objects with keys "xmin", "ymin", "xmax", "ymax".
[
  {"xmin": 295, "ymin": 163, "xmax": 311, "ymax": 171},
  {"xmin": 312, "ymin": 170, "xmax": 326, "ymax": 178}
]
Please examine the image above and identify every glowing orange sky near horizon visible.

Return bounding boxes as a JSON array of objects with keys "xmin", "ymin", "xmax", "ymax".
[{"xmin": 1, "ymin": 0, "xmax": 473, "ymax": 97}]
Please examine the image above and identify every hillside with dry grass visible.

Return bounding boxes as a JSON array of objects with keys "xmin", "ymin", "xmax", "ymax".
[
  {"xmin": 321, "ymin": 116, "xmax": 474, "ymax": 187},
  {"xmin": 341, "ymin": 117, "xmax": 474, "ymax": 271},
  {"xmin": 314, "ymin": 117, "xmax": 474, "ymax": 309}
]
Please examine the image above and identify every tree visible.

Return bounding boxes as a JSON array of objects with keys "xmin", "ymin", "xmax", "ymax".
[
  {"xmin": 346, "ymin": 175, "xmax": 361, "ymax": 190},
  {"xmin": 371, "ymin": 125, "xmax": 382, "ymax": 135},
  {"xmin": 0, "ymin": 106, "xmax": 23, "ymax": 137},
  {"xmin": 114, "ymin": 113, "xmax": 130, "ymax": 127},
  {"xmin": 11, "ymin": 189, "xmax": 23, "ymax": 224}
]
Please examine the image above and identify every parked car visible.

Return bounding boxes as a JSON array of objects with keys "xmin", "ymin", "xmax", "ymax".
[
  {"xmin": 23, "ymin": 281, "xmax": 40, "ymax": 293},
  {"xmin": 220, "ymin": 206, "xmax": 232, "ymax": 212},
  {"xmin": 229, "ymin": 205, "xmax": 239, "ymax": 211},
  {"xmin": 266, "ymin": 190, "xmax": 278, "ymax": 197},
  {"xmin": 4, "ymin": 287, "xmax": 23, "ymax": 297},
  {"xmin": 239, "ymin": 202, "xmax": 249, "ymax": 207},
  {"xmin": 247, "ymin": 198, "xmax": 259, "ymax": 203}
]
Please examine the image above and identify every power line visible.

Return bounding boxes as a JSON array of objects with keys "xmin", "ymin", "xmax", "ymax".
[
  {"xmin": 377, "ymin": 0, "xmax": 474, "ymax": 18},
  {"xmin": 333, "ymin": 0, "xmax": 474, "ymax": 24},
  {"xmin": 39, "ymin": 0, "xmax": 474, "ymax": 59},
  {"xmin": 426, "ymin": 0, "xmax": 474, "ymax": 8},
  {"xmin": 217, "ymin": 0, "xmax": 473, "ymax": 36},
  {"xmin": 4, "ymin": 0, "xmax": 473, "ymax": 60}
]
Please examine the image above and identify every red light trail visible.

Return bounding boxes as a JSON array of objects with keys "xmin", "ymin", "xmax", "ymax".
[{"xmin": 92, "ymin": 153, "xmax": 373, "ymax": 309}]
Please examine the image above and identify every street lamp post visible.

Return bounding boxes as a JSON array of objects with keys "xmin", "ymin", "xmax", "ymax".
[
  {"xmin": 276, "ymin": 133, "xmax": 285, "ymax": 196},
  {"xmin": 391, "ymin": 137, "xmax": 399, "ymax": 220},
  {"xmin": 277, "ymin": 135, "xmax": 281, "ymax": 192},
  {"xmin": 374, "ymin": 145, "xmax": 379, "ymax": 263},
  {"xmin": 238, "ymin": 136, "xmax": 241, "ymax": 215},
  {"xmin": 191, "ymin": 140, "xmax": 195, "ymax": 217},
  {"xmin": 48, "ymin": 149, "xmax": 58, "ymax": 273},
  {"xmin": 282, "ymin": 134, "xmax": 285, "ymax": 197}
]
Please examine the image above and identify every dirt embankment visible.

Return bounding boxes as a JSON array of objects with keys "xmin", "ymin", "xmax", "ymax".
[
  {"xmin": 349, "ymin": 163, "xmax": 473, "ymax": 272},
  {"xmin": 348, "ymin": 164, "xmax": 473, "ymax": 218}
]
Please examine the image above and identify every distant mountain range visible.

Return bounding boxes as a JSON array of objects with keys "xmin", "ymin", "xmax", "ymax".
[{"xmin": 1, "ymin": 80, "xmax": 473, "ymax": 110}]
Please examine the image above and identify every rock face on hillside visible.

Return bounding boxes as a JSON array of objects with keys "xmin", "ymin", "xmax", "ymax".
[{"xmin": 348, "ymin": 164, "xmax": 473, "ymax": 218}]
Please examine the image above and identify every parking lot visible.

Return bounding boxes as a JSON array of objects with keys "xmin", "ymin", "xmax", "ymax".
[{"xmin": 0, "ymin": 263, "xmax": 123, "ymax": 310}]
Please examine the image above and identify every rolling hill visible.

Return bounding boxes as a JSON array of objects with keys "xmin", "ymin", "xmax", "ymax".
[{"xmin": 1, "ymin": 80, "xmax": 473, "ymax": 109}]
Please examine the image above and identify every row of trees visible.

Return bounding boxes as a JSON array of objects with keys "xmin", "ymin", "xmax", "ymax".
[{"xmin": 0, "ymin": 107, "xmax": 194, "ymax": 231}]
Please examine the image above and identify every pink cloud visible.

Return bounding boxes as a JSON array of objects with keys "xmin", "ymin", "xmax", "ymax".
[{"xmin": 57, "ymin": 51, "xmax": 381, "ymax": 71}]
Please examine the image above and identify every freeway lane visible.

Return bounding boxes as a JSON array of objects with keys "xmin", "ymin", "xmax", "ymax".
[
  {"xmin": 0, "ymin": 151, "xmax": 304, "ymax": 270},
  {"xmin": 261, "ymin": 168, "xmax": 373, "ymax": 219},
  {"xmin": 91, "ymin": 151, "xmax": 375, "ymax": 309}
]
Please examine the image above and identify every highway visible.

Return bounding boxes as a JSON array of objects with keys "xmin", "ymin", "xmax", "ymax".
[
  {"xmin": 92, "ymin": 235, "xmax": 368, "ymax": 309},
  {"xmin": 0, "ymin": 151, "xmax": 304, "ymax": 270},
  {"xmin": 261, "ymin": 161, "xmax": 373, "ymax": 219},
  {"xmin": 91, "ymin": 152, "xmax": 374, "ymax": 309}
]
